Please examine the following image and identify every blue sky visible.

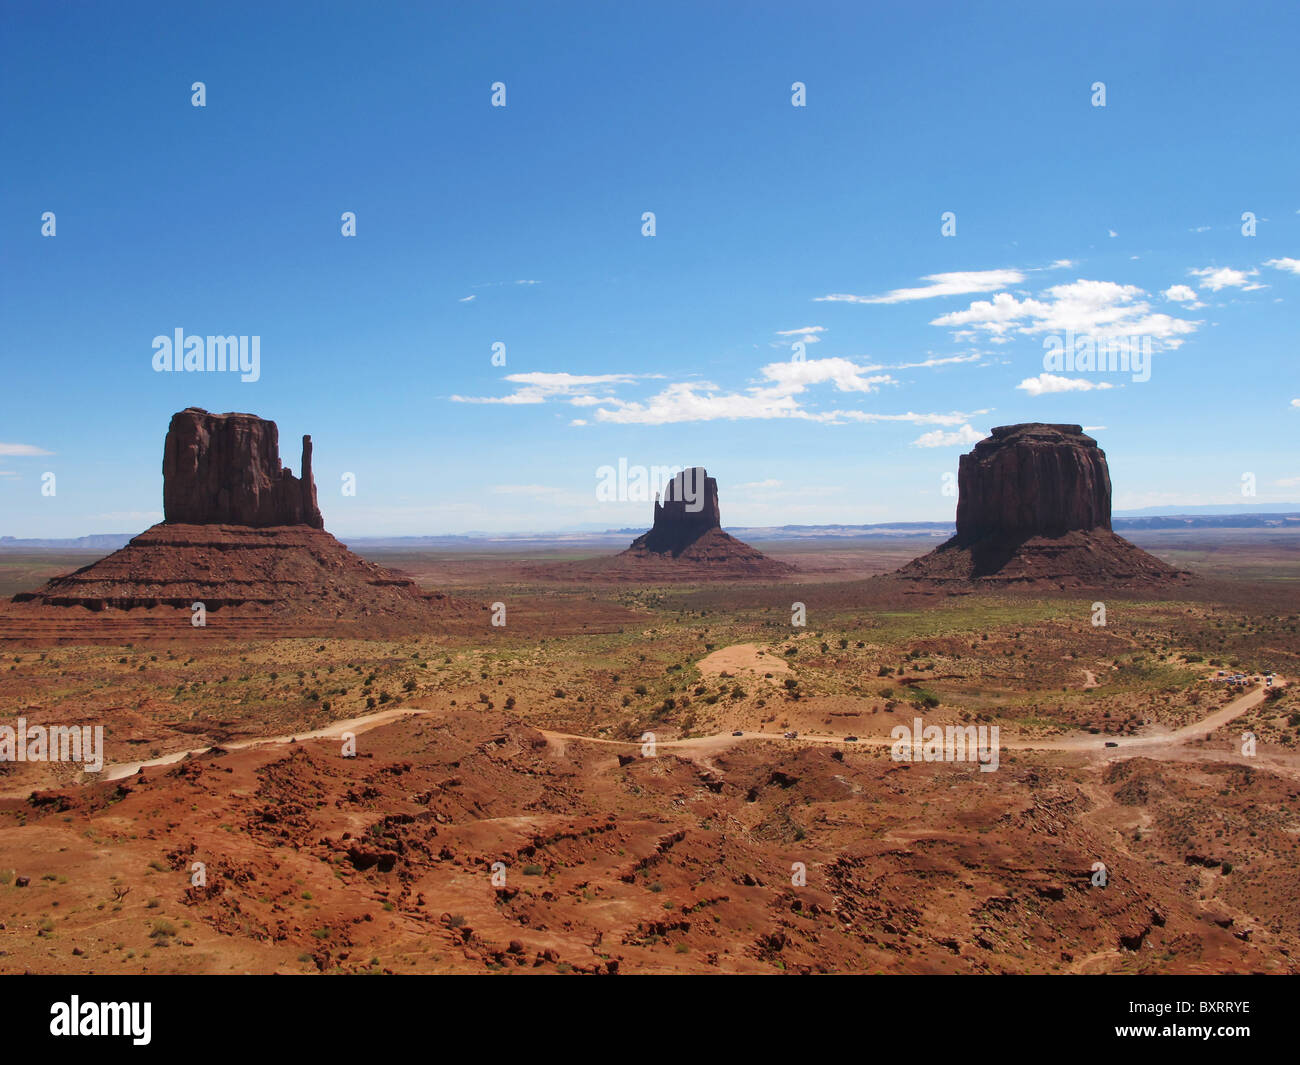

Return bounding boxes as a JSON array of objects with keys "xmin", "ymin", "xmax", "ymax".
[{"xmin": 2, "ymin": 0, "xmax": 1298, "ymax": 537}]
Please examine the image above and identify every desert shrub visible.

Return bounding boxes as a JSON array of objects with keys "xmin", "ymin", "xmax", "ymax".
[{"xmin": 150, "ymin": 919, "xmax": 177, "ymax": 939}]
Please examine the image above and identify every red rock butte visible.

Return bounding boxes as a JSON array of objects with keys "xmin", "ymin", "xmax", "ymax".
[
  {"xmin": 574, "ymin": 467, "xmax": 793, "ymax": 580},
  {"xmin": 5, "ymin": 408, "xmax": 468, "ymax": 638},
  {"xmin": 895, "ymin": 423, "xmax": 1186, "ymax": 588},
  {"xmin": 163, "ymin": 408, "xmax": 323, "ymax": 528}
]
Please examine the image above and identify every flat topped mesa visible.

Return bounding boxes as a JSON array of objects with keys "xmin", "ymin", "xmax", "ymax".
[
  {"xmin": 955, "ymin": 423, "xmax": 1110, "ymax": 542},
  {"xmin": 893, "ymin": 422, "xmax": 1185, "ymax": 587},
  {"xmin": 162, "ymin": 407, "xmax": 322, "ymax": 528}
]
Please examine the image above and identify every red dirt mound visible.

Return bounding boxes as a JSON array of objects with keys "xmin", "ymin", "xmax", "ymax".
[
  {"xmin": 891, "ymin": 528, "xmax": 1189, "ymax": 589},
  {"xmin": 4, "ymin": 524, "xmax": 475, "ymax": 635}
]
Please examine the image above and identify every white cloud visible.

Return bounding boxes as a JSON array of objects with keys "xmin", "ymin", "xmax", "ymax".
[
  {"xmin": 1292, "ymin": 398, "xmax": 1300, "ymax": 409},
  {"xmin": 1015, "ymin": 373, "xmax": 1114, "ymax": 397},
  {"xmin": 1191, "ymin": 267, "xmax": 1265, "ymax": 292},
  {"xmin": 458, "ymin": 294, "xmax": 476, "ymax": 302},
  {"xmin": 759, "ymin": 357, "xmax": 894, "ymax": 394},
  {"xmin": 588, "ymin": 357, "xmax": 901, "ymax": 427},
  {"xmin": 816, "ymin": 269, "xmax": 1025, "ymax": 305},
  {"xmin": 591, "ymin": 381, "xmax": 806, "ymax": 425},
  {"xmin": 912, "ymin": 423, "xmax": 985, "ymax": 448},
  {"xmin": 451, "ymin": 372, "xmax": 649, "ymax": 405},
  {"xmin": 1048, "ymin": 259, "xmax": 1076, "ymax": 269},
  {"xmin": 454, "ymin": 357, "xmax": 989, "ymax": 429},
  {"xmin": 1264, "ymin": 257, "xmax": 1300, "ymax": 276},
  {"xmin": 1276, "ymin": 476, "xmax": 1300, "ymax": 488},
  {"xmin": 833, "ymin": 409, "xmax": 990, "ymax": 426},
  {"xmin": 583, "ymin": 358, "xmax": 995, "ymax": 427},
  {"xmin": 1108, "ymin": 229, "xmax": 1118, "ymax": 238},
  {"xmin": 883, "ymin": 352, "xmax": 983, "ymax": 370},
  {"xmin": 933, "ymin": 279, "xmax": 1199, "ymax": 346},
  {"xmin": 1162, "ymin": 284, "xmax": 1206, "ymax": 309},
  {"xmin": 775, "ymin": 326, "xmax": 826, "ymax": 336},
  {"xmin": 0, "ymin": 443, "xmax": 53, "ymax": 456},
  {"xmin": 1190, "ymin": 225, "xmax": 1211, "ymax": 233}
]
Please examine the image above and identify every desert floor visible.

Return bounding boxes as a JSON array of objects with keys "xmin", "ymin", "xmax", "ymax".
[{"xmin": 0, "ymin": 529, "xmax": 1297, "ymax": 974}]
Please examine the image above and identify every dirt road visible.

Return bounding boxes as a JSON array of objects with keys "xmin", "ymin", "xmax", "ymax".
[{"xmin": 18, "ymin": 674, "xmax": 1286, "ymax": 791}]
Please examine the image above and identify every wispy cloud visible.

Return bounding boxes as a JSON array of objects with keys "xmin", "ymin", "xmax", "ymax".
[
  {"xmin": 451, "ymin": 372, "xmax": 653, "ymax": 405},
  {"xmin": 1264, "ymin": 257, "xmax": 1300, "ymax": 276},
  {"xmin": 912, "ymin": 423, "xmax": 985, "ymax": 448},
  {"xmin": 454, "ymin": 355, "xmax": 988, "ymax": 429},
  {"xmin": 589, "ymin": 358, "xmax": 896, "ymax": 426},
  {"xmin": 1162, "ymin": 283, "xmax": 1205, "ymax": 309},
  {"xmin": 1190, "ymin": 266, "xmax": 1264, "ymax": 292},
  {"xmin": 1016, "ymin": 373, "xmax": 1114, "ymax": 396},
  {"xmin": 933, "ymin": 279, "xmax": 1199, "ymax": 346},
  {"xmin": 815, "ymin": 269, "xmax": 1025, "ymax": 305},
  {"xmin": 0, "ymin": 442, "xmax": 53, "ymax": 456}
]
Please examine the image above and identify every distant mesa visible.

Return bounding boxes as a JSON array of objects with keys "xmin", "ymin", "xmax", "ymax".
[
  {"xmin": 8, "ymin": 408, "xmax": 464, "ymax": 634},
  {"xmin": 894, "ymin": 424, "xmax": 1187, "ymax": 588},
  {"xmin": 577, "ymin": 467, "xmax": 793, "ymax": 580},
  {"xmin": 632, "ymin": 468, "xmax": 722, "ymax": 556}
]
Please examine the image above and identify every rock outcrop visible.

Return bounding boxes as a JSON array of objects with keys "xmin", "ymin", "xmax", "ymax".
[
  {"xmin": 895, "ymin": 424, "xmax": 1186, "ymax": 588},
  {"xmin": 956, "ymin": 424, "xmax": 1111, "ymax": 540},
  {"xmin": 637, "ymin": 468, "xmax": 722, "ymax": 556},
  {"xmin": 163, "ymin": 408, "xmax": 322, "ymax": 528},
  {"xmin": 8, "ymin": 409, "xmax": 468, "ymax": 635},
  {"xmin": 574, "ymin": 467, "xmax": 793, "ymax": 580}
]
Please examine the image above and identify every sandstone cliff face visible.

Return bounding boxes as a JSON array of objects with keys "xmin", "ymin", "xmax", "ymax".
[
  {"xmin": 896, "ymin": 423, "xmax": 1184, "ymax": 587},
  {"xmin": 162, "ymin": 408, "xmax": 322, "ymax": 528},
  {"xmin": 955, "ymin": 424, "xmax": 1111, "ymax": 541},
  {"xmin": 640, "ymin": 468, "xmax": 722, "ymax": 555}
]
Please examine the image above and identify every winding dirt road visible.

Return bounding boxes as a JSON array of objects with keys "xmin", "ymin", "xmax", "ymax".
[{"xmin": 8, "ymin": 674, "xmax": 1284, "ymax": 793}]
